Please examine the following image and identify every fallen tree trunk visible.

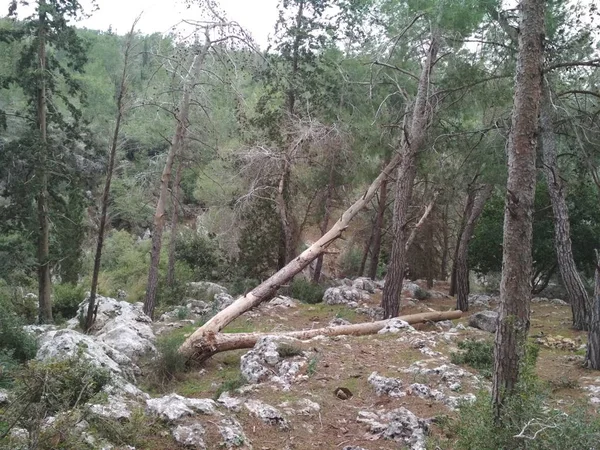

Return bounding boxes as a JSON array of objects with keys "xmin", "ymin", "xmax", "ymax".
[
  {"xmin": 184, "ymin": 310, "xmax": 462, "ymax": 361},
  {"xmin": 179, "ymin": 151, "xmax": 403, "ymax": 359}
]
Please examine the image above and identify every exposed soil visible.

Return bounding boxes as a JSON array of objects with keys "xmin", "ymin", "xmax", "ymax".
[{"xmin": 144, "ymin": 281, "xmax": 598, "ymax": 450}]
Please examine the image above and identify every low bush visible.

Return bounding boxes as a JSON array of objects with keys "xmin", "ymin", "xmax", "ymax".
[
  {"xmin": 451, "ymin": 339, "xmax": 494, "ymax": 378},
  {"xmin": 289, "ymin": 278, "xmax": 324, "ymax": 304},
  {"xmin": 146, "ymin": 334, "xmax": 188, "ymax": 391},
  {"xmin": 53, "ymin": 283, "xmax": 86, "ymax": 321},
  {"xmin": 0, "ymin": 299, "xmax": 37, "ymax": 363},
  {"xmin": 277, "ymin": 343, "xmax": 304, "ymax": 358},
  {"xmin": 213, "ymin": 375, "xmax": 246, "ymax": 400}
]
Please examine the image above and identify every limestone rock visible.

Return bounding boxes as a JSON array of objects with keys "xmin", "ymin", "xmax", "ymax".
[
  {"xmin": 146, "ymin": 393, "xmax": 215, "ymax": 421},
  {"xmin": 468, "ymin": 294, "xmax": 498, "ymax": 308},
  {"xmin": 0, "ymin": 389, "xmax": 9, "ymax": 405},
  {"xmin": 269, "ymin": 296, "xmax": 298, "ymax": 308},
  {"xmin": 187, "ymin": 281, "xmax": 228, "ymax": 302},
  {"xmin": 352, "ymin": 277, "xmax": 376, "ymax": 293},
  {"xmin": 329, "ymin": 317, "xmax": 351, "ymax": 326},
  {"xmin": 244, "ymin": 399, "xmax": 289, "ymax": 430},
  {"xmin": 323, "ymin": 286, "xmax": 369, "ymax": 306},
  {"xmin": 240, "ymin": 336, "xmax": 306, "ymax": 388},
  {"xmin": 468, "ymin": 310, "xmax": 498, "ymax": 333},
  {"xmin": 219, "ymin": 417, "xmax": 250, "ymax": 448},
  {"xmin": 68, "ymin": 296, "xmax": 156, "ymax": 360},
  {"xmin": 378, "ymin": 318, "xmax": 414, "ymax": 334},
  {"xmin": 89, "ymin": 395, "xmax": 132, "ymax": 421},
  {"xmin": 357, "ymin": 407, "xmax": 428, "ymax": 450},
  {"xmin": 172, "ymin": 423, "xmax": 206, "ymax": 449},
  {"xmin": 217, "ymin": 391, "xmax": 243, "ymax": 411},
  {"xmin": 368, "ymin": 372, "xmax": 405, "ymax": 397},
  {"xmin": 214, "ymin": 293, "xmax": 235, "ymax": 311},
  {"xmin": 279, "ymin": 398, "xmax": 320, "ymax": 416}
]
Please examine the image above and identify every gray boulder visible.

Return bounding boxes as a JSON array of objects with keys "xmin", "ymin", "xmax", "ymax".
[
  {"xmin": 187, "ymin": 281, "xmax": 228, "ymax": 302},
  {"xmin": 146, "ymin": 394, "xmax": 216, "ymax": 422},
  {"xmin": 368, "ymin": 372, "xmax": 405, "ymax": 397},
  {"xmin": 69, "ymin": 296, "xmax": 156, "ymax": 360},
  {"xmin": 244, "ymin": 399, "xmax": 289, "ymax": 430},
  {"xmin": 323, "ymin": 286, "xmax": 369, "ymax": 305},
  {"xmin": 468, "ymin": 310, "xmax": 499, "ymax": 333},
  {"xmin": 357, "ymin": 407, "xmax": 428, "ymax": 450},
  {"xmin": 240, "ymin": 336, "xmax": 306, "ymax": 388},
  {"xmin": 214, "ymin": 292, "xmax": 235, "ymax": 311},
  {"xmin": 378, "ymin": 318, "xmax": 414, "ymax": 334},
  {"xmin": 352, "ymin": 277, "xmax": 376, "ymax": 293},
  {"xmin": 218, "ymin": 417, "xmax": 250, "ymax": 448},
  {"xmin": 172, "ymin": 423, "xmax": 206, "ymax": 449}
]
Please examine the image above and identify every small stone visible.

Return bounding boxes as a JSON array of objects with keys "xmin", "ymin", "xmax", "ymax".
[
  {"xmin": 378, "ymin": 318, "xmax": 414, "ymax": 334},
  {"xmin": 368, "ymin": 372, "xmax": 405, "ymax": 397},
  {"xmin": 219, "ymin": 417, "xmax": 249, "ymax": 448}
]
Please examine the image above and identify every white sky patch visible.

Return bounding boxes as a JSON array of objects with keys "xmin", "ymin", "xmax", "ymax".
[{"xmin": 0, "ymin": 0, "xmax": 280, "ymax": 48}]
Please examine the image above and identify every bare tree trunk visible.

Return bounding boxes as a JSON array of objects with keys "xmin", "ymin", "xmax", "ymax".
[
  {"xmin": 382, "ymin": 35, "xmax": 439, "ymax": 319},
  {"xmin": 585, "ymin": 251, "xmax": 600, "ymax": 369},
  {"xmin": 455, "ymin": 185, "xmax": 493, "ymax": 311},
  {"xmin": 276, "ymin": 162, "xmax": 295, "ymax": 266},
  {"xmin": 143, "ymin": 43, "xmax": 210, "ymax": 319},
  {"xmin": 167, "ymin": 160, "xmax": 184, "ymax": 287},
  {"xmin": 313, "ymin": 154, "xmax": 336, "ymax": 283},
  {"xmin": 541, "ymin": 86, "xmax": 590, "ymax": 330},
  {"xmin": 185, "ymin": 310, "xmax": 462, "ymax": 361},
  {"xmin": 440, "ymin": 202, "xmax": 450, "ymax": 280},
  {"xmin": 359, "ymin": 229, "xmax": 373, "ymax": 277},
  {"xmin": 368, "ymin": 160, "xmax": 390, "ymax": 280},
  {"xmin": 36, "ymin": 3, "xmax": 52, "ymax": 324},
  {"xmin": 450, "ymin": 182, "xmax": 477, "ymax": 297},
  {"xmin": 492, "ymin": 0, "xmax": 544, "ymax": 421},
  {"xmin": 404, "ymin": 192, "xmax": 438, "ymax": 253},
  {"xmin": 179, "ymin": 151, "xmax": 404, "ymax": 359},
  {"xmin": 85, "ymin": 21, "xmax": 137, "ymax": 332}
]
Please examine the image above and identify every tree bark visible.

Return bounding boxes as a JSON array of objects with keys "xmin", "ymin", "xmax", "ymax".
[
  {"xmin": 36, "ymin": 2, "xmax": 52, "ymax": 324},
  {"xmin": 541, "ymin": 86, "xmax": 590, "ymax": 330},
  {"xmin": 178, "ymin": 150, "xmax": 404, "ymax": 359},
  {"xmin": 404, "ymin": 192, "xmax": 438, "ymax": 253},
  {"xmin": 585, "ymin": 251, "xmax": 600, "ymax": 369},
  {"xmin": 276, "ymin": 161, "xmax": 295, "ymax": 266},
  {"xmin": 167, "ymin": 160, "xmax": 184, "ymax": 287},
  {"xmin": 85, "ymin": 21, "xmax": 136, "ymax": 332},
  {"xmin": 143, "ymin": 43, "xmax": 210, "ymax": 319},
  {"xmin": 455, "ymin": 184, "xmax": 493, "ymax": 311},
  {"xmin": 313, "ymin": 153, "xmax": 336, "ymax": 283},
  {"xmin": 382, "ymin": 35, "xmax": 439, "ymax": 319},
  {"xmin": 368, "ymin": 159, "xmax": 390, "ymax": 280},
  {"xmin": 492, "ymin": 0, "xmax": 544, "ymax": 422},
  {"xmin": 182, "ymin": 310, "xmax": 461, "ymax": 361}
]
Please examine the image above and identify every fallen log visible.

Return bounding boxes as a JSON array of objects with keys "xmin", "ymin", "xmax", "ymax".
[
  {"xmin": 183, "ymin": 309, "xmax": 462, "ymax": 362},
  {"xmin": 178, "ymin": 151, "xmax": 403, "ymax": 359}
]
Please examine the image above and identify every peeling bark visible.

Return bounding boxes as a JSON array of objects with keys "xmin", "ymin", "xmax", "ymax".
[
  {"xmin": 382, "ymin": 35, "xmax": 439, "ymax": 319},
  {"xmin": 455, "ymin": 185, "xmax": 493, "ymax": 311},
  {"xmin": 492, "ymin": 0, "xmax": 544, "ymax": 421},
  {"xmin": 585, "ymin": 251, "xmax": 600, "ymax": 369},
  {"xmin": 541, "ymin": 86, "xmax": 590, "ymax": 330}
]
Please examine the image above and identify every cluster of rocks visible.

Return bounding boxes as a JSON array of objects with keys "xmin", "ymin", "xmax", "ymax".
[
  {"xmin": 158, "ymin": 281, "xmax": 235, "ymax": 325},
  {"xmin": 357, "ymin": 408, "xmax": 429, "ymax": 450},
  {"xmin": 240, "ymin": 336, "xmax": 312, "ymax": 390}
]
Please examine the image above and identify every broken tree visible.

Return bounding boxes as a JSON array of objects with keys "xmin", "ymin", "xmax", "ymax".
[{"xmin": 181, "ymin": 310, "xmax": 461, "ymax": 361}]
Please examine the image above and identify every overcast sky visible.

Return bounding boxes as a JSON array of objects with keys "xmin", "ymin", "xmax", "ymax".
[{"xmin": 0, "ymin": 0, "xmax": 280, "ymax": 48}]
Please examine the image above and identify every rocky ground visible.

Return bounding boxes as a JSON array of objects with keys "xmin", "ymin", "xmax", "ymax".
[{"xmin": 2, "ymin": 279, "xmax": 598, "ymax": 449}]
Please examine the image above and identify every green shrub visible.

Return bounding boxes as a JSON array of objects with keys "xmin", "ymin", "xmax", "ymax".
[
  {"xmin": 53, "ymin": 283, "xmax": 86, "ymax": 321},
  {"xmin": 147, "ymin": 335, "xmax": 188, "ymax": 390},
  {"xmin": 0, "ymin": 349, "xmax": 18, "ymax": 388},
  {"xmin": 0, "ymin": 299, "xmax": 37, "ymax": 362},
  {"xmin": 214, "ymin": 375, "xmax": 246, "ymax": 400},
  {"xmin": 175, "ymin": 230, "xmax": 226, "ymax": 280},
  {"xmin": 289, "ymin": 278, "xmax": 324, "ymax": 304},
  {"xmin": 338, "ymin": 246, "xmax": 363, "ymax": 278},
  {"xmin": 413, "ymin": 286, "xmax": 430, "ymax": 300},
  {"xmin": 444, "ymin": 379, "xmax": 600, "ymax": 450},
  {"xmin": 451, "ymin": 339, "xmax": 494, "ymax": 378},
  {"xmin": 277, "ymin": 343, "xmax": 304, "ymax": 358},
  {"xmin": 227, "ymin": 277, "xmax": 259, "ymax": 296}
]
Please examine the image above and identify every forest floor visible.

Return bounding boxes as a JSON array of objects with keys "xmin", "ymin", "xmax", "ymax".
[{"xmin": 139, "ymin": 281, "xmax": 598, "ymax": 450}]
